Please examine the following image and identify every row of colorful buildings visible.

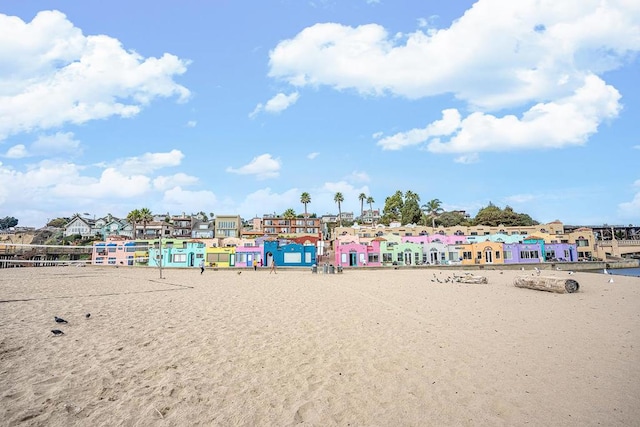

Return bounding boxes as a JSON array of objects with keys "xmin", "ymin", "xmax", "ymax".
[{"xmin": 91, "ymin": 224, "xmax": 586, "ymax": 269}]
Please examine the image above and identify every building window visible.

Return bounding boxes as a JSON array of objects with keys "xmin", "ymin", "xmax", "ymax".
[
  {"xmin": 173, "ymin": 253, "xmax": 187, "ymax": 263},
  {"xmin": 503, "ymin": 250, "xmax": 512, "ymax": 260},
  {"xmin": 368, "ymin": 253, "xmax": 379, "ymax": 263},
  {"xmin": 382, "ymin": 253, "xmax": 393, "ymax": 262},
  {"xmin": 463, "ymin": 251, "xmax": 472, "ymax": 260}
]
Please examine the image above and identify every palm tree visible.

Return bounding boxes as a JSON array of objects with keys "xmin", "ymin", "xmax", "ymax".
[
  {"xmin": 366, "ymin": 196, "xmax": 375, "ymax": 226},
  {"xmin": 422, "ymin": 199, "xmax": 443, "ymax": 228},
  {"xmin": 139, "ymin": 207, "xmax": 153, "ymax": 239},
  {"xmin": 300, "ymin": 192, "xmax": 311, "ymax": 218},
  {"xmin": 126, "ymin": 209, "xmax": 141, "ymax": 239},
  {"xmin": 334, "ymin": 192, "xmax": 344, "ymax": 227},
  {"xmin": 283, "ymin": 208, "xmax": 296, "ymax": 219},
  {"xmin": 358, "ymin": 193, "xmax": 367, "ymax": 218}
]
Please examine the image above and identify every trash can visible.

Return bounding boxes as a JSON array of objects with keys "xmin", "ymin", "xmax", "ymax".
[
  {"xmin": 323, "ymin": 263, "xmax": 329, "ymax": 274},
  {"xmin": 337, "ymin": 266, "xmax": 343, "ymax": 274},
  {"xmin": 311, "ymin": 264, "xmax": 317, "ymax": 274},
  {"xmin": 329, "ymin": 264, "xmax": 335, "ymax": 274}
]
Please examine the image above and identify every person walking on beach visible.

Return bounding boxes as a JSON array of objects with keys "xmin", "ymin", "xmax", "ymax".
[
  {"xmin": 200, "ymin": 259, "xmax": 205, "ymax": 274},
  {"xmin": 270, "ymin": 259, "xmax": 277, "ymax": 274},
  {"xmin": 253, "ymin": 258, "xmax": 258, "ymax": 271}
]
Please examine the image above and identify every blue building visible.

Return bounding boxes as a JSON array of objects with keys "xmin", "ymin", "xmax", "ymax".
[{"xmin": 263, "ymin": 240, "xmax": 317, "ymax": 268}]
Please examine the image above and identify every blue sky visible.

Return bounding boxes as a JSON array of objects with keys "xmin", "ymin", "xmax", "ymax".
[{"xmin": 1, "ymin": 0, "xmax": 639, "ymax": 228}]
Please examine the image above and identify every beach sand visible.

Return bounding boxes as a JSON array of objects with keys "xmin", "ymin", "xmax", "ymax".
[{"xmin": 1, "ymin": 266, "xmax": 638, "ymax": 426}]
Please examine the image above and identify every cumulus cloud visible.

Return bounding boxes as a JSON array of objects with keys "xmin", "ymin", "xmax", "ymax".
[
  {"xmin": 618, "ymin": 179, "xmax": 640, "ymax": 220},
  {"xmin": 226, "ymin": 154, "xmax": 281, "ymax": 179},
  {"xmin": 269, "ymin": 0, "xmax": 640, "ymax": 156},
  {"xmin": 118, "ymin": 149, "xmax": 184, "ymax": 174},
  {"xmin": 4, "ymin": 144, "xmax": 28, "ymax": 159},
  {"xmin": 249, "ymin": 92, "xmax": 299, "ymax": 118},
  {"xmin": 162, "ymin": 186, "xmax": 218, "ymax": 211},
  {"xmin": 0, "ymin": 10, "xmax": 190, "ymax": 141},
  {"xmin": 53, "ymin": 168, "xmax": 150, "ymax": 198},
  {"xmin": 153, "ymin": 173, "xmax": 199, "ymax": 191},
  {"xmin": 307, "ymin": 152, "xmax": 319, "ymax": 160}
]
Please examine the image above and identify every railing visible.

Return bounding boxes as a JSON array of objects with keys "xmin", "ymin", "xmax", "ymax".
[{"xmin": 597, "ymin": 239, "xmax": 640, "ymax": 247}]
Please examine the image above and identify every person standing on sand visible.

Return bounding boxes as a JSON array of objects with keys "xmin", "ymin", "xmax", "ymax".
[
  {"xmin": 200, "ymin": 259, "xmax": 205, "ymax": 274},
  {"xmin": 253, "ymin": 258, "xmax": 258, "ymax": 271},
  {"xmin": 270, "ymin": 259, "xmax": 277, "ymax": 274}
]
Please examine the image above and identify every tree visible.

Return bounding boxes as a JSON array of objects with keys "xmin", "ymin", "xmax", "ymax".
[
  {"xmin": 472, "ymin": 203, "xmax": 538, "ymax": 226},
  {"xmin": 300, "ymin": 192, "xmax": 311, "ymax": 218},
  {"xmin": 436, "ymin": 211, "xmax": 469, "ymax": 227},
  {"xmin": 139, "ymin": 208, "xmax": 153, "ymax": 239},
  {"xmin": 380, "ymin": 191, "xmax": 403, "ymax": 225},
  {"xmin": 401, "ymin": 191, "xmax": 422, "ymax": 225},
  {"xmin": 366, "ymin": 196, "xmax": 375, "ymax": 226},
  {"xmin": 0, "ymin": 216, "xmax": 18, "ymax": 230},
  {"xmin": 358, "ymin": 193, "xmax": 367, "ymax": 218},
  {"xmin": 283, "ymin": 208, "xmax": 296, "ymax": 219},
  {"xmin": 334, "ymin": 192, "xmax": 344, "ymax": 227},
  {"xmin": 422, "ymin": 199, "xmax": 444, "ymax": 228},
  {"xmin": 126, "ymin": 209, "xmax": 142, "ymax": 239}
]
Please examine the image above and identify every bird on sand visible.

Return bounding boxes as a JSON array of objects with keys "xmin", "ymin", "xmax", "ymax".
[
  {"xmin": 54, "ymin": 316, "xmax": 68, "ymax": 324},
  {"xmin": 608, "ymin": 278, "xmax": 615, "ymax": 283},
  {"xmin": 237, "ymin": 271, "xmax": 242, "ymax": 275},
  {"xmin": 51, "ymin": 329, "xmax": 64, "ymax": 336},
  {"xmin": 85, "ymin": 313, "xmax": 91, "ymax": 319}
]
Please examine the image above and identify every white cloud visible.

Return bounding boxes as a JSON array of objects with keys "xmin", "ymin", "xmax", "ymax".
[
  {"xmin": 153, "ymin": 173, "xmax": 199, "ymax": 191},
  {"xmin": 5, "ymin": 144, "xmax": 28, "ymax": 158},
  {"xmin": 376, "ymin": 75, "xmax": 620, "ymax": 154},
  {"xmin": 618, "ymin": 180, "xmax": 640, "ymax": 221},
  {"xmin": 31, "ymin": 132, "xmax": 81, "ymax": 155},
  {"xmin": 347, "ymin": 170, "xmax": 370, "ymax": 183},
  {"xmin": 454, "ymin": 153, "xmax": 479, "ymax": 164},
  {"xmin": 269, "ymin": 1, "xmax": 639, "ymax": 155},
  {"xmin": 226, "ymin": 154, "xmax": 281, "ymax": 179},
  {"xmin": 269, "ymin": 1, "xmax": 639, "ymax": 109},
  {"xmin": 237, "ymin": 187, "xmax": 300, "ymax": 217},
  {"xmin": 53, "ymin": 168, "xmax": 150, "ymax": 198},
  {"xmin": 186, "ymin": 120, "xmax": 197, "ymax": 128},
  {"xmin": 162, "ymin": 186, "xmax": 218, "ymax": 212},
  {"xmin": 376, "ymin": 108, "xmax": 461, "ymax": 150},
  {"xmin": 118, "ymin": 149, "xmax": 184, "ymax": 174},
  {"xmin": 633, "ymin": 145, "xmax": 640, "ymax": 150},
  {"xmin": 0, "ymin": 10, "xmax": 190, "ymax": 141},
  {"xmin": 307, "ymin": 152, "xmax": 319, "ymax": 160},
  {"xmin": 249, "ymin": 92, "xmax": 299, "ymax": 118}
]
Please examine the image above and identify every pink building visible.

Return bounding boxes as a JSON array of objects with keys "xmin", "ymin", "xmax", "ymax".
[
  {"xmin": 92, "ymin": 236, "xmax": 137, "ymax": 266},
  {"xmin": 334, "ymin": 239, "xmax": 382, "ymax": 267}
]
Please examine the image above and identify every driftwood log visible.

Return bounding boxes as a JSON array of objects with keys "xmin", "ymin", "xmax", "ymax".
[
  {"xmin": 513, "ymin": 275, "xmax": 579, "ymax": 294},
  {"xmin": 454, "ymin": 275, "xmax": 488, "ymax": 284}
]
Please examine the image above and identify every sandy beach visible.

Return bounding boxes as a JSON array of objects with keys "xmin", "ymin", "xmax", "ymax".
[{"xmin": 1, "ymin": 266, "xmax": 639, "ymax": 426}]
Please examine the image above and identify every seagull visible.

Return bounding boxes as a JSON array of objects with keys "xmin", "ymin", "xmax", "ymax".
[
  {"xmin": 608, "ymin": 278, "xmax": 614, "ymax": 283},
  {"xmin": 85, "ymin": 313, "xmax": 91, "ymax": 319},
  {"xmin": 51, "ymin": 329, "xmax": 64, "ymax": 336},
  {"xmin": 237, "ymin": 271, "xmax": 242, "ymax": 275},
  {"xmin": 603, "ymin": 268, "xmax": 609, "ymax": 275},
  {"xmin": 54, "ymin": 316, "xmax": 68, "ymax": 324},
  {"xmin": 534, "ymin": 267, "xmax": 540, "ymax": 276}
]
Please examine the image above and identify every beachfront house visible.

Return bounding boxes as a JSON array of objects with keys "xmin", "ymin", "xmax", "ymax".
[
  {"xmin": 234, "ymin": 241, "xmax": 263, "ymax": 268},
  {"xmin": 92, "ymin": 237, "xmax": 137, "ymax": 266},
  {"xmin": 148, "ymin": 239, "xmax": 206, "ymax": 268},
  {"xmin": 458, "ymin": 241, "xmax": 505, "ymax": 265},
  {"xmin": 502, "ymin": 243, "xmax": 543, "ymax": 264},
  {"xmin": 263, "ymin": 240, "xmax": 317, "ymax": 268},
  {"xmin": 205, "ymin": 246, "xmax": 236, "ymax": 268},
  {"xmin": 334, "ymin": 240, "xmax": 382, "ymax": 267}
]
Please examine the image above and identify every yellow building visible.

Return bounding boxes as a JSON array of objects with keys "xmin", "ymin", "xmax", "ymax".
[
  {"xmin": 205, "ymin": 246, "xmax": 236, "ymax": 268},
  {"xmin": 458, "ymin": 241, "xmax": 505, "ymax": 265}
]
